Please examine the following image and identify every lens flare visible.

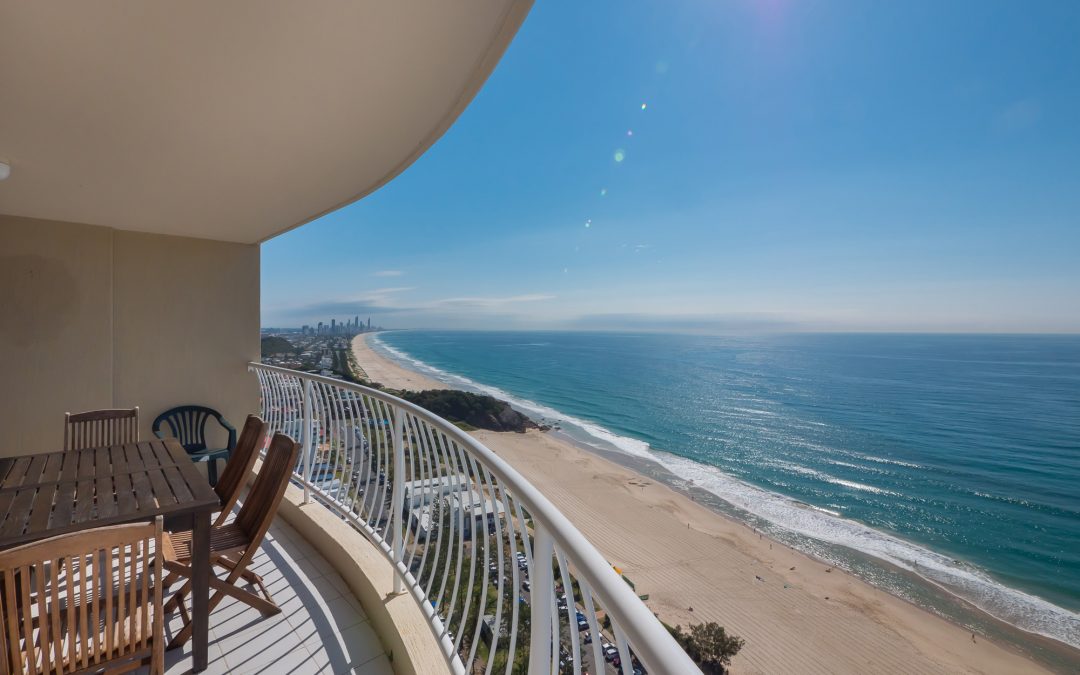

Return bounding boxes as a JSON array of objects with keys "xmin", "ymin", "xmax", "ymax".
[
  {"xmin": 627, "ymin": 129, "xmax": 634, "ymax": 137},
  {"xmin": 614, "ymin": 149, "xmax": 625, "ymax": 162},
  {"xmin": 600, "ymin": 188, "xmax": 607, "ymax": 197},
  {"xmin": 640, "ymin": 103, "xmax": 647, "ymax": 110},
  {"xmin": 585, "ymin": 219, "xmax": 592, "ymax": 228}
]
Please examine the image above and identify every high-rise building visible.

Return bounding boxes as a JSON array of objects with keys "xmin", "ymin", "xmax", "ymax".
[
  {"xmin": 317, "ymin": 321, "xmax": 324, "ymax": 334},
  {"xmin": 367, "ymin": 317, "xmax": 371, "ymax": 330}
]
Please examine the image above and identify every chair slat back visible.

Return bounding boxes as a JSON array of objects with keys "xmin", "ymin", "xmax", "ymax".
[
  {"xmin": 214, "ymin": 415, "xmax": 270, "ymax": 524},
  {"xmin": 235, "ymin": 433, "xmax": 299, "ymax": 546},
  {"xmin": 0, "ymin": 518, "xmax": 163, "ymax": 675},
  {"xmin": 63, "ymin": 408, "xmax": 139, "ymax": 451},
  {"xmin": 155, "ymin": 408, "xmax": 213, "ymax": 451}
]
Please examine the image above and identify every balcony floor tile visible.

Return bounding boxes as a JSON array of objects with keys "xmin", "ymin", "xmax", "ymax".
[{"xmin": 135, "ymin": 521, "xmax": 386, "ymax": 675}]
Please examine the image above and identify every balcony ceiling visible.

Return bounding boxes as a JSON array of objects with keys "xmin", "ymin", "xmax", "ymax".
[{"xmin": 0, "ymin": 1, "xmax": 531, "ymax": 244}]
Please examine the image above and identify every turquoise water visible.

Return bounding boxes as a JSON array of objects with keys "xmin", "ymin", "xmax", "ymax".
[{"xmin": 373, "ymin": 331, "xmax": 1080, "ymax": 650}]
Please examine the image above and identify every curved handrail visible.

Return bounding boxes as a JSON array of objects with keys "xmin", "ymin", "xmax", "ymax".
[{"xmin": 249, "ymin": 361, "xmax": 701, "ymax": 674}]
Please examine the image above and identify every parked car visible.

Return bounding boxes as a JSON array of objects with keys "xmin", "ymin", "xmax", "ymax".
[{"xmin": 603, "ymin": 644, "xmax": 618, "ymax": 662}]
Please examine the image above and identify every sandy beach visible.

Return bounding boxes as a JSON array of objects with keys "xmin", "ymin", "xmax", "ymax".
[
  {"xmin": 351, "ymin": 333, "xmax": 449, "ymax": 390},
  {"xmin": 353, "ymin": 332, "xmax": 1055, "ymax": 674}
]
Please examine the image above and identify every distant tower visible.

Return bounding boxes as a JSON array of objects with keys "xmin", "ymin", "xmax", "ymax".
[
  {"xmin": 331, "ymin": 319, "xmax": 336, "ymax": 334},
  {"xmin": 367, "ymin": 317, "xmax": 371, "ymax": 330},
  {"xmin": 354, "ymin": 315, "xmax": 359, "ymax": 330},
  {"xmin": 317, "ymin": 321, "xmax": 323, "ymax": 334}
]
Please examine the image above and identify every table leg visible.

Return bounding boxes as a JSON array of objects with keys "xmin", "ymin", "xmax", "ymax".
[{"xmin": 192, "ymin": 510, "xmax": 211, "ymax": 672}]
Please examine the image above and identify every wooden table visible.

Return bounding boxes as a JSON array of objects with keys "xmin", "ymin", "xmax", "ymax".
[{"xmin": 0, "ymin": 438, "xmax": 219, "ymax": 672}]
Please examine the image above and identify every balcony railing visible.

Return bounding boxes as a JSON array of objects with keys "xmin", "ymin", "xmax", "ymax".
[{"xmin": 250, "ymin": 363, "xmax": 699, "ymax": 675}]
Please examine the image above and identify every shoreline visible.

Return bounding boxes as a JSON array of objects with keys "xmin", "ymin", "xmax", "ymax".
[{"xmin": 353, "ymin": 332, "xmax": 1067, "ymax": 674}]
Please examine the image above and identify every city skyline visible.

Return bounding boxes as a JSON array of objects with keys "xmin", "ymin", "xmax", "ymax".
[{"xmin": 262, "ymin": 1, "xmax": 1080, "ymax": 333}]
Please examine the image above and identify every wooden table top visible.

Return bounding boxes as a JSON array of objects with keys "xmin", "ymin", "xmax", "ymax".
[{"xmin": 0, "ymin": 438, "xmax": 219, "ymax": 549}]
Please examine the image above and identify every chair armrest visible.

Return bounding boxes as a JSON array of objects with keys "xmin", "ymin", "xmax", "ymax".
[
  {"xmin": 215, "ymin": 414, "xmax": 237, "ymax": 451},
  {"xmin": 153, "ymin": 429, "xmax": 168, "ymax": 440}
]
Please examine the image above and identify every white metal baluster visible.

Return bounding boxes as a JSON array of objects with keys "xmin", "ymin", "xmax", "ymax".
[
  {"xmin": 313, "ymin": 381, "xmax": 327, "ymax": 494},
  {"xmin": 369, "ymin": 398, "xmax": 391, "ymax": 536},
  {"xmin": 390, "ymin": 403, "xmax": 406, "ymax": 595},
  {"xmin": 528, "ymin": 523, "xmax": 555, "ymax": 675},
  {"xmin": 360, "ymin": 397, "xmax": 384, "ymax": 528},
  {"xmin": 301, "ymin": 378, "xmax": 314, "ymax": 504},
  {"xmin": 579, "ymin": 580, "xmax": 605, "ymax": 674},
  {"xmin": 452, "ymin": 448, "xmax": 482, "ymax": 655},
  {"xmin": 442, "ymin": 436, "xmax": 470, "ymax": 645},
  {"xmin": 556, "ymin": 550, "xmax": 581, "ymax": 675},
  {"xmin": 324, "ymin": 381, "xmax": 345, "ymax": 502},
  {"xmin": 550, "ymin": 572, "xmax": 560, "ymax": 675},
  {"xmin": 360, "ymin": 393, "xmax": 380, "ymax": 519},
  {"xmin": 613, "ymin": 618, "xmax": 633, "ymax": 675},
  {"xmin": 399, "ymin": 415, "xmax": 420, "ymax": 571},
  {"xmin": 410, "ymin": 416, "xmax": 438, "ymax": 577},
  {"xmin": 483, "ymin": 466, "xmax": 508, "ymax": 675},
  {"xmin": 280, "ymin": 372, "xmax": 295, "ymax": 440},
  {"xmin": 420, "ymin": 419, "xmax": 449, "ymax": 599},
  {"xmin": 314, "ymin": 380, "xmax": 332, "ymax": 497},
  {"xmin": 275, "ymin": 371, "xmax": 291, "ymax": 438},
  {"xmin": 433, "ymin": 432, "xmax": 459, "ymax": 615},
  {"xmin": 501, "ymin": 489, "xmax": 523, "ymax": 675},
  {"xmin": 253, "ymin": 369, "xmax": 267, "ymax": 432},
  {"xmin": 463, "ymin": 452, "xmax": 490, "ymax": 666},
  {"xmin": 405, "ymin": 417, "xmax": 433, "ymax": 573},
  {"xmin": 328, "ymin": 382, "xmax": 345, "ymax": 503},
  {"xmin": 265, "ymin": 370, "xmax": 279, "ymax": 437},
  {"xmin": 264, "ymin": 370, "xmax": 280, "ymax": 437},
  {"xmin": 343, "ymin": 393, "xmax": 365, "ymax": 515}
]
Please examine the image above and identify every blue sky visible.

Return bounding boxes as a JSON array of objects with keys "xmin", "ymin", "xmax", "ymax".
[{"xmin": 262, "ymin": 0, "xmax": 1080, "ymax": 333}]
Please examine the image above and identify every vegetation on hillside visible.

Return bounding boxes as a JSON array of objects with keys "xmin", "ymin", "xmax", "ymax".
[
  {"xmin": 260, "ymin": 335, "xmax": 297, "ymax": 356},
  {"xmin": 396, "ymin": 389, "xmax": 538, "ymax": 433}
]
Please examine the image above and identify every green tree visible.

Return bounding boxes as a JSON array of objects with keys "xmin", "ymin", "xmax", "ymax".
[{"xmin": 668, "ymin": 622, "xmax": 744, "ymax": 674}]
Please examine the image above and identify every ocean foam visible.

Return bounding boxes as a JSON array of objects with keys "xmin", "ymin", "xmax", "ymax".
[
  {"xmin": 372, "ymin": 336, "xmax": 655, "ymax": 459},
  {"xmin": 370, "ymin": 334, "xmax": 1080, "ymax": 649},
  {"xmin": 660, "ymin": 453, "xmax": 1079, "ymax": 648}
]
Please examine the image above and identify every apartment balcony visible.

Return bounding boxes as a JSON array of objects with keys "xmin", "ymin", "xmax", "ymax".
[
  {"xmin": 150, "ymin": 518, "xmax": 391, "ymax": 675},
  {"xmin": 248, "ymin": 364, "xmax": 700, "ymax": 674}
]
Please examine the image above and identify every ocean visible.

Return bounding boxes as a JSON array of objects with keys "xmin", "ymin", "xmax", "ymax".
[{"xmin": 371, "ymin": 330, "xmax": 1080, "ymax": 655}]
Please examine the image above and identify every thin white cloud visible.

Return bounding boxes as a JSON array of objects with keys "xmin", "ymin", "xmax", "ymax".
[
  {"xmin": 428, "ymin": 294, "xmax": 556, "ymax": 310},
  {"xmin": 358, "ymin": 287, "xmax": 414, "ymax": 307},
  {"xmin": 373, "ymin": 270, "xmax": 404, "ymax": 277}
]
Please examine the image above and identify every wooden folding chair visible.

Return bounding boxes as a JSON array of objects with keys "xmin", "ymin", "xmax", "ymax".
[
  {"xmin": 0, "ymin": 518, "xmax": 165, "ymax": 675},
  {"xmin": 161, "ymin": 433, "xmax": 299, "ymax": 649},
  {"xmin": 212, "ymin": 415, "xmax": 270, "ymax": 526},
  {"xmin": 64, "ymin": 407, "xmax": 139, "ymax": 451}
]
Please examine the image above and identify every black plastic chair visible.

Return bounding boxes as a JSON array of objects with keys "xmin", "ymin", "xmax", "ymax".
[{"xmin": 152, "ymin": 406, "xmax": 236, "ymax": 486}]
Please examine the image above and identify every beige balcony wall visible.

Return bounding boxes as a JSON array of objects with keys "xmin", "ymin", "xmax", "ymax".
[{"xmin": 0, "ymin": 215, "xmax": 259, "ymax": 455}]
